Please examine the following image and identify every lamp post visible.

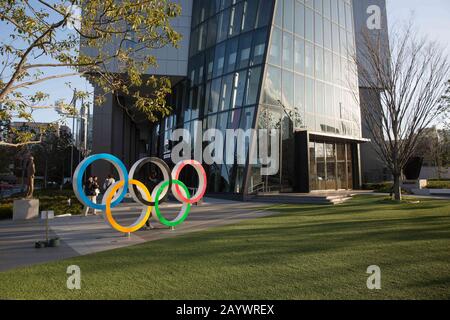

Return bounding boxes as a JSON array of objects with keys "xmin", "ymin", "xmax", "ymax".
[{"xmin": 55, "ymin": 90, "xmax": 80, "ymax": 180}]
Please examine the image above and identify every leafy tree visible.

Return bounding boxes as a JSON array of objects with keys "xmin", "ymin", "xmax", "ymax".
[
  {"xmin": 0, "ymin": 0, "xmax": 181, "ymax": 146},
  {"xmin": 33, "ymin": 127, "xmax": 73, "ymax": 187}
]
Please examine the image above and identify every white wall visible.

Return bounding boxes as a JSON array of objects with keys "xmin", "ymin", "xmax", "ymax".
[{"xmin": 420, "ymin": 167, "xmax": 450, "ymax": 180}]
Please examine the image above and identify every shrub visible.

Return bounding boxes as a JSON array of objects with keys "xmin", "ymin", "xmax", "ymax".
[
  {"xmin": 427, "ymin": 181, "xmax": 450, "ymax": 189},
  {"xmin": 362, "ymin": 182, "xmax": 394, "ymax": 193},
  {"xmin": 0, "ymin": 204, "xmax": 13, "ymax": 220},
  {"xmin": 0, "ymin": 190, "xmax": 83, "ymax": 220},
  {"xmin": 362, "ymin": 182, "xmax": 410, "ymax": 194}
]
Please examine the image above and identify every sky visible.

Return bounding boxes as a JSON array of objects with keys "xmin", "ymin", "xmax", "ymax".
[
  {"xmin": 386, "ymin": 0, "xmax": 450, "ymax": 53},
  {"xmin": 2, "ymin": 0, "xmax": 450, "ymax": 130}
]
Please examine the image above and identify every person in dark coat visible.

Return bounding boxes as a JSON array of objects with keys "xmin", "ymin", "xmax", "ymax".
[{"xmin": 83, "ymin": 177, "xmax": 100, "ymax": 216}]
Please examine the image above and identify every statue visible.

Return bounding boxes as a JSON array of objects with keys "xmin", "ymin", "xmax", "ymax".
[{"xmin": 25, "ymin": 155, "xmax": 35, "ymax": 199}]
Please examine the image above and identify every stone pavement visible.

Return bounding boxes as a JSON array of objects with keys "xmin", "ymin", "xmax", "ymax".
[{"xmin": 0, "ymin": 198, "xmax": 274, "ymax": 272}]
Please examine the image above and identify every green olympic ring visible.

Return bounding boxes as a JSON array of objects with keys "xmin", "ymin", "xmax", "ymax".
[{"xmin": 153, "ymin": 180, "xmax": 191, "ymax": 227}]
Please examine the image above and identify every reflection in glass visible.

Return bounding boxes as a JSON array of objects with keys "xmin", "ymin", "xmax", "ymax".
[
  {"xmin": 294, "ymin": 38, "xmax": 305, "ymax": 74},
  {"xmin": 263, "ymin": 66, "xmax": 282, "ymax": 105},
  {"xmin": 282, "ymin": 33, "xmax": 294, "ymax": 70},
  {"xmin": 269, "ymin": 27, "xmax": 282, "ymax": 66},
  {"xmin": 305, "ymin": 8, "xmax": 314, "ymax": 42},
  {"xmin": 295, "ymin": 2, "xmax": 305, "ymax": 38},
  {"xmin": 245, "ymin": 67, "xmax": 262, "ymax": 106}
]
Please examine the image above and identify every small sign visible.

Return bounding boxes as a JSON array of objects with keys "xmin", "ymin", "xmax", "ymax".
[{"xmin": 41, "ymin": 211, "xmax": 55, "ymax": 220}]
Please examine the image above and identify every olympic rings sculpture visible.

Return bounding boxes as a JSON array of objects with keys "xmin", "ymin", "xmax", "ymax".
[{"xmin": 73, "ymin": 154, "xmax": 207, "ymax": 233}]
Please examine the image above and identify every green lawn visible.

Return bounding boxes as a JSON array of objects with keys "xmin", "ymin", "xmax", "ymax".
[{"xmin": 1, "ymin": 196, "xmax": 450, "ymax": 300}]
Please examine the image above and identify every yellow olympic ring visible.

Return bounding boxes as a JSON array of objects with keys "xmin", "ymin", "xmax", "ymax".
[{"xmin": 104, "ymin": 179, "xmax": 152, "ymax": 233}]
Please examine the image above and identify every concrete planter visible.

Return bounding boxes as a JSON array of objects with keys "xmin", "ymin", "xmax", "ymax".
[
  {"xmin": 13, "ymin": 199, "xmax": 39, "ymax": 221},
  {"xmin": 411, "ymin": 189, "xmax": 450, "ymax": 196}
]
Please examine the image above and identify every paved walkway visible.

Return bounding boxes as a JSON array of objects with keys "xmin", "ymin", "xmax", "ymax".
[{"xmin": 0, "ymin": 198, "xmax": 274, "ymax": 272}]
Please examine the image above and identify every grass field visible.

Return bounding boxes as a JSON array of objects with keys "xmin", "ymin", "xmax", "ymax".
[{"xmin": 0, "ymin": 196, "xmax": 449, "ymax": 300}]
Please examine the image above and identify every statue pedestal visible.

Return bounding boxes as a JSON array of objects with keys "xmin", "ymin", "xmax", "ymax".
[{"xmin": 13, "ymin": 199, "xmax": 39, "ymax": 221}]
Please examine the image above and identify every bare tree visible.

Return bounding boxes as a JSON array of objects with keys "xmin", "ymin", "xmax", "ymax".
[
  {"xmin": 354, "ymin": 25, "xmax": 450, "ymax": 201},
  {"xmin": 443, "ymin": 80, "xmax": 450, "ymax": 130}
]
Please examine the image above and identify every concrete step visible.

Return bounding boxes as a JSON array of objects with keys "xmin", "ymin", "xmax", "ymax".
[{"xmin": 248, "ymin": 192, "xmax": 354, "ymax": 205}]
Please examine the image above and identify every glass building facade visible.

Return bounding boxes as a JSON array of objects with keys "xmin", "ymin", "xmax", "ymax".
[{"xmin": 148, "ymin": 0, "xmax": 365, "ymax": 197}]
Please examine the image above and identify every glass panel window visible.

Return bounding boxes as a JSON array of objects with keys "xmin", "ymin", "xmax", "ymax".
[
  {"xmin": 294, "ymin": 74, "xmax": 305, "ymax": 116},
  {"xmin": 338, "ymin": 0, "xmax": 346, "ymax": 27},
  {"xmin": 305, "ymin": 77, "xmax": 314, "ymax": 113},
  {"xmin": 238, "ymin": 33, "xmax": 252, "ymax": 69},
  {"xmin": 309, "ymin": 142, "xmax": 318, "ymax": 190},
  {"xmin": 198, "ymin": 22, "xmax": 206, "ymax": 51},
  {"xmin": 326, "ymin": 143, "xmax": 336, "ymax": 190},
  {"xmin": 204, "ymin": 81, "xmax": 211, "ymax": 115},
  {"xmin": 207, "ymin": 114, "xmax": 217, "ymax": 131},
  {"xmin": 315, "ymin": 80, "xmax": 325, "ymax": 114},
  {"xmin": 220, "ymin": 0, "xmax": 232, "ymax": 11},
  {"xmin": 242, "ymin": 0, "xmax": 259, "ymax": 32},
  {"xmin": 332, "ymin": 22, "xmax": 340, "ymax": 53},
  {"xmin": 274, "ymin": 0, "xmax": 283, "ymax": 27},
  {"xmin": 269, "ymin": 27, "xmax": 282, "ymax": 66},
  {"xmin": 207, "ymin": 16, "xmax": 217, "ymax": 48},
  {"xmin": 251, "ymin": 28, "xmax": 267, "ymax": 66},
  {"xmin": 263, "ymin": 66, "xmax": 282, "ymax": 105},
  {"xmin": 323, "ymin": 0, "xmax": 331, "ymax": 19},
  {"xmin": 209, "ymin": 78, "xmax": 222, "ymax": 114},
  {"xmin": 228, "ymin": 106, "xmax": 241, "ymax": 130},
  {"xmin": 282, "ymin": 33, "xmax": 294, "ymax": 70},
  {"xmin": 314, "ymin": 13, "xmax": 323, "ymax": 47},
  {"xmin": 282, "ymin": 70, "xmax": 294, "ymax": 110},
  {"xmin": 229, "ymin": 2, "xmax": 244, "ymax": 37},
  {"xmin": 305, "ymin": 42, "xmax": 314, "ymax": 77},
  {"xmin": 284, "ymin": 0, "xmax": 294, "ymax": 32},
  {"xmin": 256, "ymin": 0, "xmax": 272, "ymax": 28},
  {"xmin": 340, "ymin": 27, "xmax": 347, "ymax": 57},
  {"xmin": 213, "ymin": 43, "xmax": 226, "ymax": 77},
  {"xmin": 345, "ymin": 2, "xmax": 353, "ymax": 32},
  {"xmin": 225, "ymin": 38, "xmax": 239, "ymax": 73},
  {"xmin": 206, "ymin": 49, "xmax": 214, "ymax": 80},
  {"xmin": 217, "ymin": 9, "xmax": 230, "ymax": 43},
  {"xmin": 331, "ymin": 0, "xmax": 339, "ymax": 23},
  {"xmin": 305, "ymin": 8, "xmax": 314, "ymax": 42},
  {"xmin": 325, "ymin": 83, "xmax": 334, "ymax": 115},
  {"xmin": 219, "ymin": 74, "xmax": 233, "ymax": 111},
  {"xmin": 240, "ymin": 107, "xmax": 255, "ymax": 130},
  {"xmin": 315, "ymin": 46, "xmax": 324, "ymax": 80},
  {"xmin": 306, "ymin": 112, "xmax": 316, "ymax": 130},
  {"xmin": 347, "ymin": 144, "xmax": 353, "ymax": 188},
  {"xmin": 245, "ymin": 66, "xmax": 262, "ymax": 106},
  {"xmin": 295, "ymin": 2, "xmax": 305, "ymax": 38},
  {"xmin": 316, "ymin": 142, "xmax": 326, "ymax": 190},
  {"xmin": 334, "ymin": 86, "xmax": 341, "ymax": 119},
  {"xmin": 323, "ymin": 18, "xmax": 332, "ymax": 50},
  {"xmin": 324, "ymin": 49, "xmax": 333, "ymax": 82},
  {"xmin": 294, "ymin": 37, "xmax": 305, "ymax": 74},
  {"xmin": 333, "ymin": 53, "xmax": 341, "ymax": 83},
  {"xmin": 347, "ymin": 31, "xmax": 355, "ymax": 57},
  {"xmin": 231, "ymin": 70, "xmax": 247, "ymax": 109},
  {"xmin": 314, "ymin": 0, "xmax": 323, "ymax": 13}
]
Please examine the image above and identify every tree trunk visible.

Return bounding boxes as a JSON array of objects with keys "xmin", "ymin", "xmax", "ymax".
[
  {"xmin": 44, "ymin": 159, "xmax": 48, "ymax": 189},
  {"xmin": 393, "ymin": 174, "xmax": 402, "ymax": 201}
]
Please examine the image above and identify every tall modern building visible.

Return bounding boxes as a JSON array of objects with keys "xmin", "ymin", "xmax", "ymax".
[{"xmin": 88, "ymin": 0, "xmax": 389, "ymax": 198}]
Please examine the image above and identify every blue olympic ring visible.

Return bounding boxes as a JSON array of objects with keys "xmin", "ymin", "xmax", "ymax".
[{"xmin": 74, "ymin": 154, "xmax": 129, "ymax": 211}]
